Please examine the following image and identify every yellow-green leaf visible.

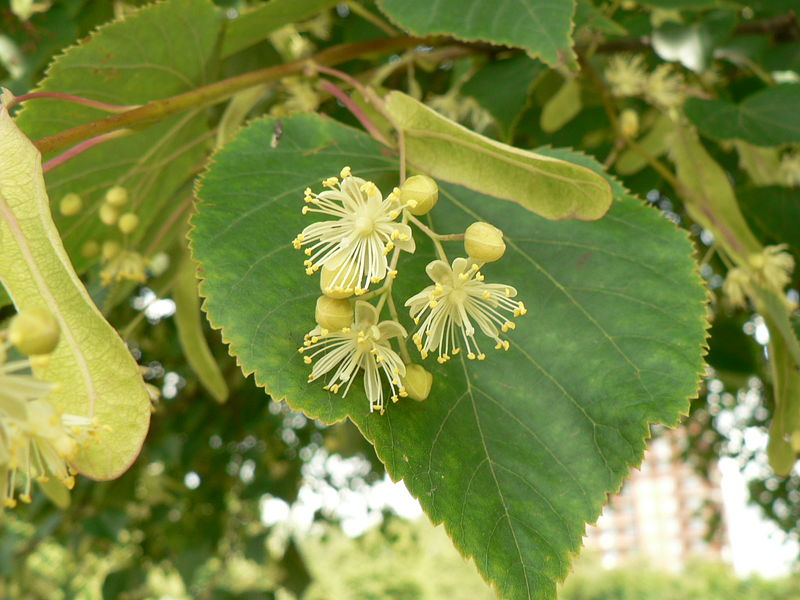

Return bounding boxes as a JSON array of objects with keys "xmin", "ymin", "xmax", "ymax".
[
  {"xmin": 384, "ymin": 91, "xmax": 612, "ymax": 221},
  {"xmin": 174, "ymin": 254, "xmax": 228, "ymax": 403},
  {"xmin": 540, "ymin": 78, "xmax": 582, "ymax": 133},
  {"xmin": 0, "ymin": 107, "xmax": 150, "ymax": 480}
]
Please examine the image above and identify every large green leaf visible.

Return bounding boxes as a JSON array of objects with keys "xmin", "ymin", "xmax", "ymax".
[
  {"xmin": 190, "ymin": 114, "xmax": 707, "ymax": 599},
  {"xmin": 0, "ymin": 108, "xmax": 150, "ymax": 480},
  {"xmin": 376, "ymin": 0, "xmax": 577, "ymax": 69},
  {"xmin": 738, "ymin": 186, "xmax": 800, "ymax": 259},
  {"xmin": 12, "ymin": 0, "xmax": 221, "ymax": 296},
  {"xmin": 684, "ymin": 85, "xmax": 800, "ymax": 146}
]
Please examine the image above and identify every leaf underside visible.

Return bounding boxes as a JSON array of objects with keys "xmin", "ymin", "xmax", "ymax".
[{"xmin": 190, "ymin": 114, "xmax": 707, "ymax": 600}]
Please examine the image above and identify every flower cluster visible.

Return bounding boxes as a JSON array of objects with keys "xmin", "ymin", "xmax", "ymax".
[
  {"xmin": 1, "ymin": 308, "xmax": 103, "ymax": 507},
  {"xmin": 293, "ymin": 169, "xmax": 527, "ymax": 413},
  {"xmin": 723, "ymin": 244, "xmax": 796, "ymax": 309},
  {"xmin": 604, "ymin": 54, "xmax": 686, "ymax": 109}
]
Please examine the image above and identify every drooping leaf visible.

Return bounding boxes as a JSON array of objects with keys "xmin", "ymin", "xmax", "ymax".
[
  {"xmin": 190, "ymin": 114, "xmax": 707, "ymax": 600},
  {"xmin": 376, "ymin": 0, "xmax": 577, "ymax": 70},
  {"xmin": 685, "ymin": 85, "xmax": 800, "ymax": 146},
  {"xmin": 11, "ymin": 0, "xmax": 221, "ymax": 302},
  {"xmin": 174, "ymin": 253, "xmax": 229, "ymax": 403},
  {"xmin": 0, "ymin": 107, "xmax": 150, "ymax": 480},
  {"xmin": 461, "ymin": 54, "xmax": 543, "ymax": 142},
  {"xmin": 220, "ymin": 0, "xmax": 339, "ymax": 59},
  {"xmin": 384, "ymin": 91, "xmax": 612, "ymax": 221},
  {"xmin": 540, "ymin": 78, "xmax": 582, "ymax": 133}
]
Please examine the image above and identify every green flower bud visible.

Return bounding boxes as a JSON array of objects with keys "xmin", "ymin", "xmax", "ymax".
[
  {"xmin": 81, "ymin": 240, "xmax": 100, "ymax": 259},
  {"xmin": 104, "ymin": 185, "xmax": 129, "ymax": 207},
  {"xmin": 118, "ymin": 212, "xmax": 140, "ymax": 234},
  {"xmin": 320, "ymin": 263, "xmax": 355, "ymax": 299},
  {"xmin": 403, "ymin": 364, "xmax": 432, "ymax": 402},
  {"xmin": 400, "ymin": 175, "xmax": 438, "ymax": 216},
  {"xmin": 99, "ymin": 203, "xmax": 119, "ymax": 226},
  {"xmin": 102, "ymin": 240, "xmax": 122, "ymax": 260},
  {"xmin": 315, "ymin": 296, "xmax": 353, "ymax": 331},
  {"xmin": 59, "ymin": 193, "xmax": 82, "ymax": 216},
  {"xmin": 464, "ymin": 221, "xmax": 506, "ymax": 263},
  {"xmin": 9, "ymin": 306, "xmax": 61, "ymax": 356},
  {"xmin": 619, "ymin": 108, "xmax": 639, "ymax": 138}
]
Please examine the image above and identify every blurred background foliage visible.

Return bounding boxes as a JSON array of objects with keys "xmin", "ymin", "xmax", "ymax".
[{"xmin": 1, "ymin": 0, "xmax": 800, "ymax": 597}]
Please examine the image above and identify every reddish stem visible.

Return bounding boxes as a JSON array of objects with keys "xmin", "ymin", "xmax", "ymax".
[
  {"xmin": 43, "ymin": 129, "xmax": 132, "ymax": 172},
  {"xmin": 9, "ymin": 91, "xmax": 138, "ymax": 113},
  {"xmin": 318, "ymin": 79, "xmax": 389, "ymax": 145}
]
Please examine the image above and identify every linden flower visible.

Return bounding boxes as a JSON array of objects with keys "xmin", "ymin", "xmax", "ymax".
[
  {"xmin": 605, "ymin": 54, "xmax": 648, "ymax": 97},
  {"xmin": 299, "ymin": 301, "xmax": 407, "ymax": 413},
  {"xmin": 293, "ymin": 169, "xmax": 416, "ymax": 296},
  {"xmin": 405, "ymin": 258, "xmax": 527, "ymax": 363},
  {"xmin": 0, "ymin": 360, "xmax": 101, "ymax": 507},
  {"xmin": 645, "ymin": 64, "xmax": 685, "ymax": 108}
]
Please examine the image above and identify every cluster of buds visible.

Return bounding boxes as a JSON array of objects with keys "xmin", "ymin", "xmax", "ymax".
[
  {"xmin": 604, "ymin": 54, "xmax": 686, "ymax": 109},
  {"xmin": 1, "ymin": 307, "xmax": 103, "ymax": 507},
  {"xmin": 292, "ymin": 168, "xmax": 526, "ymax": 413},
  {"xmin": 70, "ymin": 185, "xmax": 148, "ymax": 286}
]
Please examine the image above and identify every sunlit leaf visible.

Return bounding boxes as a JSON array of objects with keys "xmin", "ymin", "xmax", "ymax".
[{"xmin": 190, "ymin": 114, "xmax": 707, "ymax": 600}]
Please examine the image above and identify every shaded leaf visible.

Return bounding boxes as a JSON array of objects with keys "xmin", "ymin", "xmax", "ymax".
[
  {"xmin": 191, "ymin": 114, "xmax": 707, "ymax": 600},
  {"xmin": 738, "ymin": 186, "xmax": 800, "ymax": 258},
  {"xmin": 376, "ymin": 0, "xmax": 577, "ymax": 69},
  {"xmin": 12, "ymin": 0, "xmax": 221, "ymax": 301},
  {"xmin": 685, "ymin": 85, "xmax": 800, "ymax": 146},
  {"xmin": 0, "ymin": 108, "xmax": 150, "ymax": 480},
  {"xmin": 461, "ymin": 54, "xmax": 543, "ymax": 142}
]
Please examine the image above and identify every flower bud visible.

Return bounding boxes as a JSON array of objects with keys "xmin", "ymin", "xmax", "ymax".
[
  {"xmin": 619, "ymin": 109, "xmax": 639, "ymax": 138},
  {"xmin": 464, "ymin": 221, "xmax": 505, "ymax": 263},
  {"xmin": 104, "ymin": 185, "xmax": 128, "ymax": 207},
  {"xmin": 59, "ymin": 193, "xmax": 82, "ymax": 216},
  {"xmin": 102, "ymin": 240, "xmax": 122, "ymax": 260},
  {"xmin": 400, "ymin": 175, "xmax": 438, "ymax": 216},
  {"xmin": 9, "ymin": 306, "xmax": 61, "ymax": 356},
  {"xmin": 315, "ymin": 296, "xmax": 353, "ymax": 331},
  {"xmin": 118, "ymin": 212, "xmax": 140, "ymax": 234},
  {"xmin": 99, "ymin": 203, "xmax": 119, "ymax": 226},
  {"xmin": 81, "ymin": 240, "xmax": 100, "ymax": 259},
  {"xmin": 320, "ymin": 264, "xmax": 355, "ymax": 299},
  {"xmin": 403, "ymin": 364, "xmax": 432, "ymax": 401}
]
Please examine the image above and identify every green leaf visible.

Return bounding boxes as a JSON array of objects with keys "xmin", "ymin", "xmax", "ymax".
[
  {"xmin": 0, "ymin": 108, "xmax": 150, "ymax": 480},
  {"xmin": 376, "ymin": 0, "xmax": 577, "ymax": 70},
  {"xmin": 574, "ymin": 0, "xmax": 627, "ymax": 36},
  {"xmin": 615, "ymin": 113, "xmax": 672, "ymax": 176},
  {"xmin": 384, "ymin": 91, "xmax": 612, "ymax": 221},
  {"xmin": 685, "ymin": 85, "xmax": 800, "ymax": 146},
  {"xmin": 12, "ymin": 0, "xmax": 221, "ymax": 300},
  {"xmin": 174, "ymin": 253, "xmax": 229, "ymax": 403},
  {"xmin": 461, "ymin": 55, "xmax": 543, "ymax": 142},
  {"xmin": 220, "ymin": 0, "xmax": 338, "ymax": 59},
  {"xmin": 190, "ymin": 114, "xmax": 707, "ymax": 600},
  {"xmin": 738, "ymin": 186, "xmax": 800, "ymax": 258}
]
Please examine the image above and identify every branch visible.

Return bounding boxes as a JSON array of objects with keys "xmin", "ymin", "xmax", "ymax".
[{"xmin": 33, "ymin": 36, "xmax": 428, "ymax": 156}]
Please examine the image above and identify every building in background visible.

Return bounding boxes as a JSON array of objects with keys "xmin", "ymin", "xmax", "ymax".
[{"xmin": 584, "ymin": 429, "xmax": 728, "ymax": 569}]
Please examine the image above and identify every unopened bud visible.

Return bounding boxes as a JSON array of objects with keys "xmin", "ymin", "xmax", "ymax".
[
  {"xmin": 464, "ymin": 221, "xmax": 506, "ymax": 263},
  {"xmin": 59, "ymin": 193, "xmax": 82, "ymax": 216},
  {"xmin": 104, "ymin": 186, "xmax": 128, "ymax": 207},
  {"xmin": 403, "ymin": 364, "xmax": 432, "ymax": 401},
  {"xmin": 315, "ymin": 296, "xmax": 353, "ymax": 331},
  {"xmin": 320, "ymin": 264, "xmax": 355, "ymax": 299},
  {"xmin": 81, "ymin": 240, "xmax": 100, "ymax": 259},
  {"xmin": 99, "ymin": 203, "xmax": 119, "ymax": 226},
  {"xmin": 400, "ymin": 175, "xmax": 438, "ymax": 216},
  {"xmin": 118, "ymin": 212, "xmax": 140, "ymax": 234},
  {"xmin": 102, "ymin": 240, "xmax": 122, "ymax": 260},
  {"xmin": 9, "ymin": 306, "xmax": 61, "ymax": 356},
  {"xmin": 619, "ymin": 109, "xmax": 639, "ymax": 138}
]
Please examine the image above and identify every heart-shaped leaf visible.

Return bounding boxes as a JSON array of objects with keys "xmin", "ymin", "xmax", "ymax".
[{"xmin": 190, "ymin": 114, "xmax": 707, "ymax": 599}]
